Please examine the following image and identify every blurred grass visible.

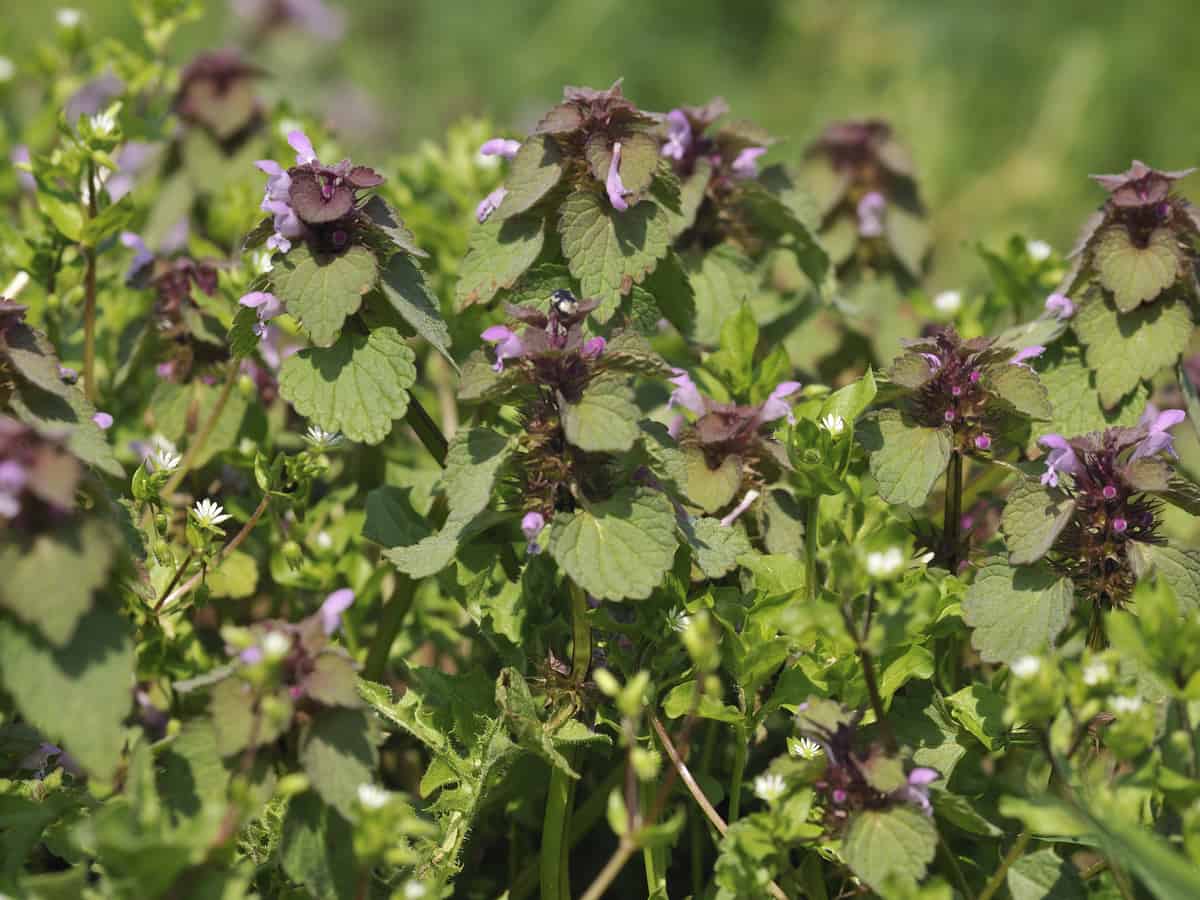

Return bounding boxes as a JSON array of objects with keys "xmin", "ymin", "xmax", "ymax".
[{"xmin": 5, "ymin": 0, "xmax": 1200, "ymax": 286}]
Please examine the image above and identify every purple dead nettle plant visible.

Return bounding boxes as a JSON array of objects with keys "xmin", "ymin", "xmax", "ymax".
[
  {"xmin": 886, "ymin": 327, "xmax": 1051, "ymax": 457},
  {"xmin": 254, "ymin": 129, "xmax": 384, "ymax": 255},
  {"xmin": 0, "ymin": 416, "xmax": 82, "ymax": 529},
  {"xmin": 803, "ymin": 118, "xmax": 929, "ymax": 281},
  {"xmin": 1035, "ymin": 406, "xmax": 1187, "ymax": 641},
  {"xmin": 173, "ymin": 50, "xmax": 266, "ymax": 147},
  {"xmin": 797, "ymin": 701, "xmax": 940, "ymax": 830}
]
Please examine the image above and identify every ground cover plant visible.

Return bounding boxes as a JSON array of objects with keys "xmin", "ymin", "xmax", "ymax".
[{"xmin": 3, "ymin": 4, "xmax": 1200, "ymax": 899}]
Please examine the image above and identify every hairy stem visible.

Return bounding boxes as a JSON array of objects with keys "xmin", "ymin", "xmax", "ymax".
[
  {"xmin": 82, "ymin": 159, "xmax": 98, "ymax": 402},
  {"xmin": 163, "ymin": 361, "xmax": 239, "ymax": 496},
  {"xmin": 977, "ymin": 831, "xmax": 1029, "ymax": 900},
  {"xmin": 363, "ymin": 574, "xmax": 414, "ymax": 682},
  {"xmin": 153, "ymin": 548, "xmax": 195, "ymax": 614},
  {"xmin": 842, "ymin": 593, "xmax": 897, "ymax": 752},
  {"xmin": 540, "ymin": 760, "xmax": 575, "ymax": 900},
  {"xmin": 943, "ymin": 451, "xmax": 963, "ymax": 571},
  {"xmin": 158, "ymin": 493, "xmax": 270, "ymax": 611},
  {"xmin": 728, "ymin": 730, "xmax": 747, "ymax": 822},
  {"xmin": 805, "ymin": 494, "xmax": 820, "ymax": 602},
  {"xmin": 405, "ymin": 395, "xmax": 449, "ymax": 466},
  {"xmin": 568, "ymin": 579, "xmax": 591, "ymax": 685}
]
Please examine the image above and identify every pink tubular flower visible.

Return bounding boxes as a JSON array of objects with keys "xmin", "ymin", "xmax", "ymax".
[
  {"xmin": 319, "ymin": 588, "xmax": 355, "ymax": 635},
  {"xmin": 974, "ymin": 433, "xmax": 992, "ymax": 451},
  {"xmin": 856, "ymin": 191, "xmax": 886, "ymax": 237},
  {"xmin": 1010, "ymin": 345, "xmax": 1045, "ymax": 370},
  {"xmin": 482, "ymin": 325, "xmax": 525, "ymax": 372},
  {"xmin": 758, "ymin": 381, "xmax": 802, "ymax": 425},
  {"xmin": 1045, "ymin": 293, "xmax": 1075, "ymax": 319},
  {"xmin": 1132, "ymin": 405, "xmax": 1186, "ymax": 460},
  {"xmin": 892, "ymin": 767, "xmax": 939, "ymax": 815},
  {"xmin": 120, "ymin": 231, "xmax": 155, "ymax": 282},
  {"xmin": 288, "ymin": 130, "xmax": 318, "ymax": 165},
  {"xmin": 92, "ymin": 412, "xmax": 113, "ymax": 430},
  {"xmin": 240, "ymin": 291, "xmax": 284, "ymax": 337},
  {"xmin": 668, "ymin": 369, "xmax": 706, "ymax": 416},
  {"xmin": 475, "ymin": 186, "xmax": 508, "ymax": 223},
  {"xmin": 255, "ymin": 159, "xmax": 304, "ymax": 252},
  {"xmin": 582, "ymin": 336, "xmax": 607, "ymax": 359},
  {"xmin": 480, "ymin": 138, "xmax": 521, "ymax": 160},
  {"xmin": 1039, "ymin": 434, "xmax": 1081, "ymax": 488},
  {"xmin": 606, "ymin": 142, "xmax": 630, "ymax": 211},
  {"xmin": 662, "ymin": 110, "xmax": 692, "ymax": 161},
  {"xmin": 719, "ymin": 489, "xmax": 760, "ymax": 527},
  {"xmin": 521, "ymin": 511, "xmax": 545, "ymax": 555},
  {"xmin": 731, "ymin": 146, "xmax": 766, "ymax": 179}
]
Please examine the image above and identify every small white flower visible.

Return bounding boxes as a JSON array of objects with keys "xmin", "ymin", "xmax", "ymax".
[
  {"xmin": 0, "ymin": 56, "xmax": 14, "ymax": 83},
  {"xmin": 1082, "ymin": 662, "xmax": 1110, "ymax": 686},
  {"xmin": 305, "ymin": 424, "xmax": 343, "ymax": 449},
  {"xmin": 866, "ymin": 547, "xmax": 905, "ymax": 578},
  {"xmin": 261, "ymin": 630, "xmax": 291, "ymax": 660},
  {"xmin": 789, "ymin": 736, "xmax": 824, "ymax": 760},
  {"xmin": 916, "ymin": 551, "xmax": 935, "ymax": 565},
  {"xmin": 753, "ymin": 773, "xmax": 787, "ymax": 803},
  {"xmin": 150, "ymin": 435, "xmax": 181, "ymax": 472},
  {"xmin": 315, "ymin": 531, "xmax": 333, "ymax": 550},
  {"xmin": 357, "ymin": 782, "xmax": 391, "ymax": 810},
  {"xmin": 89, "ymin": 109, "xmax": 117, "ymax": 138},
  {"xmin": 56, "ymin": 8, "xmax": 82, "ymax": 28},
  {"xmin": 2, "ymin": 271, "xmax": 30, "ymax": 298},
  {"xmin": 402, "ymin": 882, "xmax": 428, "ymax": 900},
  {"xmin": 193, "ymin": 498, "xmax": 232, "ymax": 528},
  {"xmin": 820, "ymin": 413, "xmax": 846, "ymax": 436},
  {"xmin": 1111, "ymin": 695, "xmax": 1143, "ymax": 714},
  {"xmin": 933, "ymin": 290, "xmax": 962, "ymax": 314},
  {"xmin": 1011, "ymin": 656, "xmax": 1041, "ymax": 678},
  {"xmin": 1026, "ymin": 240, "xmax": 1053, "ymax": 262}
]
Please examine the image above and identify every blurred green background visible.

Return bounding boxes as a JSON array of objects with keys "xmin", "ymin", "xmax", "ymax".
[{"xmin": 5, "ymin": 0, "xmax": 1200, "ymax": 289}]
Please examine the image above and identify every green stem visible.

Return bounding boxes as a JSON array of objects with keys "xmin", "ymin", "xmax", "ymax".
[
  {"xmin": 163, "ymin": 361, "xmax": 239, "ymax": 496},
  {"xmin": 405, "ymin": 395, "xmax": 449, "ymax": 466},
  {"xmin": 82, "ymin": 159, "xmax": 98, "ymax": 403},
  {"xmin": 158, "ymin": 493, "xmax": 270, "ymax": 611},
  {"xmin": 728, "ymin": 728, "xmax": 747, "ymax": 822},
  {"xmin": 640, "ymin": 781, "xmax": 663, "ymax": 896},
  {"xmin": 943, "ymin": 451, "xmax": 963, "ymax": 571},
  {"xmin": 153, "ymin": 548, "xmax": 195, "ymax": 614},
  {"xmin": 568, "ymin": 580, "xmax": 591, "ymax": 685},
  {"xmin": 540, "ymin": 762, "xmax": 574, "ymax": 900},
  {"xmin": 977, "ymin": 831, "xmax": 1030, "ymax": 900},
  {"xmin": 805, "ymin": 494, "xmax": 821, "ymax": 602},
  {"xmin": 363, "ymin": 574, "xmax": 415, "ymax": 682}
]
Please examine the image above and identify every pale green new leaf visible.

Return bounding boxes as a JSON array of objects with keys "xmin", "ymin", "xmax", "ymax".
[
  {"xmin": 272, "ymin": 244, "xmax": 378, "ymax": 347},
  {"xmin": 279, "ymin": 327, "xmax": 416, "ymax": 444},
  {"xmin": 558, "ymin": 189, "xmax": 671, "ymax": 320},
  {"xmin": 963, "ymin": 561, "xmax": 1074, "ymax": 663},
  {"xmin": 560, "ymin": 376, "xmax": 640, "ymax": 453},
  {"xmin": 548, "ymin": 487, "xmax": 678, "ymax": 601},
  {"xmin": 842, "ymin": 806, "xmax": 938, "ymax": 892},
  {"xmin": 860, "ymin": 409, "xmax": 952, "ymax": 507},
  {"xmin": 1093, "ymin": 225, "xmax": 1182, "ymax": 312},
  {"xmin": 1001, "ymin": 479, "xmax": 1076, "ymax": 565},
  {"xmin": 1074, "ymin": 293, "xmax": 1192, "ymax": 408},
  {"xmin": 456, "ymin": 213, "xmax": 545, "ymax": 310}
]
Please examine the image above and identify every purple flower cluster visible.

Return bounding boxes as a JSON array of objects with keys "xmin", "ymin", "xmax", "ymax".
[
  {"xmin": 668, "ymin": 370, "xmax": 801, "ymax": 435},
  {"xmin": 659, "ymin": 99, "xmax": 769, "ymax": 182},
  {"xmin": 900, "ymin": 329, "xmax": 1046, "ymax": 455},
  {"xmin": 255, "ymin": 130, "xmax": 384, "ymax": 254},
  {"xmin": 1040, "ymin": 405, "xmax": 1184, "ymax": 489},
  {"xmin": 0, "ymin": 417, "xmax": 81, "ymax": 528}
]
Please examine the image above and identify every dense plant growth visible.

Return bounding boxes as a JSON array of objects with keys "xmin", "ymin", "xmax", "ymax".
[{"xmin": 3, "ymin": 5, "xmax": 1200, "ymax": 899}]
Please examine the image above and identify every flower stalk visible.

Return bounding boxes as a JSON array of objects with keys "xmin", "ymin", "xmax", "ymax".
[{"xmin": 82, "ymin": 158, "xmax": 98, "ymax": 402}]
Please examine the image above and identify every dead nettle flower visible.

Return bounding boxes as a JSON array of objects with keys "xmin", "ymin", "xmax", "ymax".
[
  {"xmin": 0, "ymin": 416, "xmax": 82, "ymax": 530},
  {"xmin": 668, "ymin": 369, "xmax": 800, "ymax": 490},
  {"xmin": 174, "ymin": 50, "xmax": 265, "ymax": 145},
  {"xmin": 1037, "ymin": 407, "xmax": 1185, "ymax": 623},
  {"xmin": 1044, "ymin": 292, "xmax": 1076, "ymax": 319},
  {"xmin": 658, "ymin": 97, "xmax": 770, "ymax": 182},
  {"xmin": 474, "ymin": 138, "xmax": 520, "ymax": 222},
  {"xmin": 524, "ymin": 79, "xmax": 661, "ymax": 213},
  {"xmin": 796, "ymin": 701, "xmax": 939, "ymax": 829},
  {"xmin": 1061, "ymin": 160, "xmax": 1200, "ymax": 312},
  {"xmin": 230, "ymin": 0, "xmax": 347, "ymax": 43},
  {"xmin": 255, "ymin": 130, "xmax": 384, "ymax": 255},
  {"xmin": 481, "ymin": 290, "xmax": 606, "ymax": 396},
  {"xmin": 239, "ymin": 291, "xmax": 283, "ymax": 338},
  {"xmin": 803, "ymin": 118, "xmax": 927, "ymax": 277},
  {"xmin": 888, "ymin": 328, "xmax": 1050, "ymax": 456}
]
